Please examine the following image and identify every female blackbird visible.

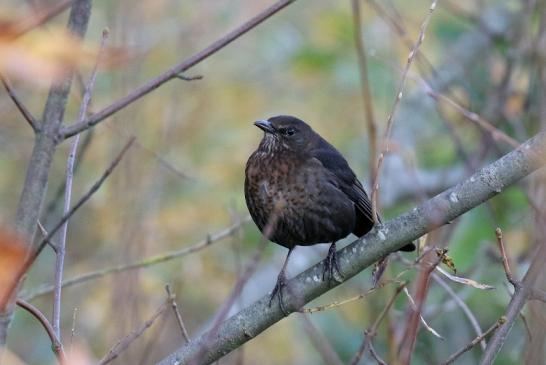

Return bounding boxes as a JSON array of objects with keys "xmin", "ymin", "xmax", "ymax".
[{"xmin": 245, "ymin": 115, "xmax": 414, "ymax": 313}]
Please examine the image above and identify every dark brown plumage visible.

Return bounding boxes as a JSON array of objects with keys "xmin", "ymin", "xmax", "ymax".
[{"xmin": 244, "ymin": 115, "xmax": 414, "ymax": 313}]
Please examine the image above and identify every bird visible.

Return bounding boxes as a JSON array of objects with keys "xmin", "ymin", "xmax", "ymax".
[{"xmin": 244, "ymin": 115, "xmax": 414, "ymax": 314}]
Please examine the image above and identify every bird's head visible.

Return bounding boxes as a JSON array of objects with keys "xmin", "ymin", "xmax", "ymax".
[{"xmin": 254, "ymin": 115, "xmax": 316, "ymax": 154}]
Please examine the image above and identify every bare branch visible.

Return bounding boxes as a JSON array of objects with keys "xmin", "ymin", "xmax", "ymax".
[
  {"xmin": 398, "ymin": 253, "xmax": 442, "ymax": 364},
  {"xmin": 423, "ymin": 85, "xmax": 520, "ymax": 149},
  {"xmin": 442, "ymin": 317, "xmax": 505, "ymax": 365},
  {"xmin": 371, "ymin": 0, "xmax": 438, "ymax": 218},
  {"xmin": 16, "ymin": 299, "xmax": 67, "ymax": 365},
  {"xmin": 60, "ymin": 0, "xmax": 298, "ymax": 139},
  {"xmin": 52, "ymin": 26, "xmax": 109, "ymax": 341},
  {"xmin": 432, "ymin": 273, "xmax": 487, "ymax": 350},
  {"xmin": 300, "ymin": 315, "xmax": 344, "ymax": 365},
  {"xmin": 302, "ymin": 279, "xmax": 402, "ymax": 313},
  {"xmin": 21, "ymin": 217, "xmax": 250, "ymax": 301},
  {"xmin": 37, "ymin": 220, "xmax": 58, "ymax": 252},
  {"xmin": 351, "ymin": 0, "xmax": 378, "ymax": 217},
  {"xmin": 350, "ymin": 283, "xmax": 407, "ymax": 365},
  {"xmin": 480, "ymin": 229, "xmax": 546, "ymax": 364},
  {"xmin": 494, "ymin": 227, "xmax": 519, "ymax": 288},
  {"xmin": 157, "ymin": 130, "xmax": 546, "ymax": 365},
  {"xmin": 38, "ymin": 138, "xmax": 134, "ymax": 255},
  {"xmin": 2, "ymin": 0, "xmax": 93, "ymax": 347},
  {"xmin": 98, "ymin": 301, "xmax": 168, "ymax": 365},
  {"xmin": 0, "ymin": 74, "xmax": 38, "ymax": 132},
  {"xmin": 165, "ymin": 285, "xmax": 191, "ymax": 343},
  {"xmin": 369, "ymin": 341, "xmax": 388, "ymax": 365},
  {"xmin": 4, "ymin": 138, "xmax": 134, "ymax": 311}
]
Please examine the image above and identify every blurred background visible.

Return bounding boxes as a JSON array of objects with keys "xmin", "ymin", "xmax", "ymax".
[{"xmin": 1, "ymin": 0, "xmax": 545, "ymax": 364}]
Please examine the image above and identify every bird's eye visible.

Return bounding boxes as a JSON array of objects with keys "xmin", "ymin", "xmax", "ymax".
[{"xmin": 279, "ymin": 127, "xmax": 296, "ymax": 136}]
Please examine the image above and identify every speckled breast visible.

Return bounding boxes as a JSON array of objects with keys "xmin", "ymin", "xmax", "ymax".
[{"xmin": 244, "ymin": 151, "xmax": 355, "ymax": 248}]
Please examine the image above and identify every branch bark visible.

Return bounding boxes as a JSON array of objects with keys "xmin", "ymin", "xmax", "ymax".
[
  {"xmin": 157, "ymin": 131, "xmax": 546, "ymax": 365},
  {"xmin": 0, "ymin": 0, "xmax": 92, "ymax": 347}
]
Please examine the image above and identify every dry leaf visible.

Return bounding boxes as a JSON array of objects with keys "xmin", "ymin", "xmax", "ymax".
[
  {"xmin": 403, "ymin": 287, "xmax": 444, "ymax": 340},
  {"xmin": 0, "ymin": 227, "xmax": 28, "ymax": 310},
  {"xmin": 0, "ymin": 9, "xmax": 128, "ymax": 86},
  {"xmin": 436, "ymin": 266, "xmax": 495, "ymax": 290}
]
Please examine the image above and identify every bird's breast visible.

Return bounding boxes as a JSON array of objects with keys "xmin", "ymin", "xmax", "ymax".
[{"xmin": 245, "ymin": 152, "xmax": 355, "ymax": 246}]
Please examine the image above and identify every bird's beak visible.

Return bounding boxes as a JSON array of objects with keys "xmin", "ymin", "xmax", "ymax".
[{"xmin": 254, "ymin": 120, "xmax": 275, "ymax": 134}]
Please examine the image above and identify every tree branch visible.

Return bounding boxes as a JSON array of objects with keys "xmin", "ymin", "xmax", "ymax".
[
  {"xmin": 1, "ymin": 0, "xmax": 92, "ymax": 347},
  {"xmin": 371, "ymin": 0, "xmax": 438, "ymax": 218},
  {"xmin": 52, "ymin": 27, "xmax": 109, "ymax": 340},
  {"xmin": 60, "ymin": 0, "xmax": 297, "ymax": 139},
  {"xmin": 16, "ymin": 299, "xmax": 67, "ymax": 365},
  {"xmin": 480, "ymin": 226, "xmax": 546, "ymax": 364},
  {"xmin": 0, "ymin": 74, "xmax": 38, "ymax": 132},
  {"xmin": 441, "ymin": 317, "xmax": 505, "ymax": 365},
  {"xmin": 351, "ymin": 0, "xmax": 378, "ymax": 208},
  {"xmin": 20, "ymin": 217, "xmax": 250, "ymax": 301},
  {"xmin": 98, "ymin": 301, "xmax": 168, "ymax": 365},
  {"xmin": 157, "ymin": 131, "xmax": 546, "ymax": 365}
]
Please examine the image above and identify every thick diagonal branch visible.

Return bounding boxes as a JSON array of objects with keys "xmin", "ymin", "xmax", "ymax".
[
  {"xmin": 60, "ymin": 0, "xmax": 297, "ymax": 139},
  {"xmin": 157, "ymin": 131, "xmax": 546, "ymax": 365}
]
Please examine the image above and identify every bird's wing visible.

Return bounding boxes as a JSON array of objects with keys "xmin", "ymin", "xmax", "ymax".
[{"xmin": 311, "ymin": 140, "xmax": 375, "ymax": 223}]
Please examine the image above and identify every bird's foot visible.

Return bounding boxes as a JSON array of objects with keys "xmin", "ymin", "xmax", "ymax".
[
  {"xmin": 322, "ymin": 243, "xmax": 344, "ymax": 285},
  {"xmin": 269, "ymin": 273, "xmax": 289, "ymax": 316}
]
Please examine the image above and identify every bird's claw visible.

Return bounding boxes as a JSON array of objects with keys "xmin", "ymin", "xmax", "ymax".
[
  {"xmin": 269, "ymin": 274, "xmax": 289, "ymax": 316},
  {"xmin": 322, "ymin": 243, "xmax": 344, "ymax": 285}
]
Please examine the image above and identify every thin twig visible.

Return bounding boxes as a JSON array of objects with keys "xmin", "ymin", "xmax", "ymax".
[
  {"xmin": 300, "ymin": 315, "xmax": 344, "ymax": 365},
  {"xmin": 494, "ymin": 227, "xmax": 518, "ymax": 288},
  {"xmin": 371, "ymin": 0, "xmax": 438, "ymax": 222},
  {"xmin": 37, "ymin": 220, "xmax": 58, "ymax": 252},
  {"xmin": 98, "ymin": 301, "xmax": 168, "ymax": 365},
  {"xmin": 60, "ymin": 0, "xmax": 297, "ymax": 139},
  {"xmin": 398, "ymin": 253, "xmax": 442, "ymax": 364},
  {"xmin": 302, "ymin": 279, "xmax": 403, "ymax": 313},
  {"xmin": 349, "ymin": 283, "xmax": 407, "ymax": 365},
  {"xmin": 369, "ymin": 341, "xmax": 388, "ymax": 365},
  {"xmin": 4, "ymin": 138, "xmax": 134, "ymax": 307},
  {"xmin": 432, "ymin": 273, "xmax": 487, "ymax": 351},
  {"xmin": 368, "ymin": 0, "xmax": 518, "ymax": 151},
  {"xmin": 480, "ymin": 228, "xmax": 546, "ymax": 364},
  {"xmin": 44, "ymin": 130, "xmax": 95, "ymax": 218},
  {"xmin": 0, "ymin": 74, "xmax": 38, "ymax": 132},
  {"xmin": 16, "ymin": 299, "xmax": 67, "ymax": 365},
  {"xmin": 441, "ymin": 317, "xmax": 506, "ymax": 365},
  {"xmin": 52, "ymin": 27, "xmax": 109, "ymax": 341},
  {"xmin": 351, "ymin": 0, "xmax": 378, "ymax": 215},
  {"xmin": 367, "ymin": 0, "xmax": 436, "ymax": 78},
  {"xmin": 165, "ymin": 284, "xmax": 191, "ymax": 343},
  {"xmin": 21, "ymin": 217, "xmax": 250, "ymax": 301},
  {"xmin": 190, "ymin": 203, "xmax": 285, "ymax": 365},
  {"xmin": 424, "ymin": 87, "xmax": 520, "ymax": 149},
  {"xmin": 38, "ymin": 138, "xmax": 134, "ymax": 254}
]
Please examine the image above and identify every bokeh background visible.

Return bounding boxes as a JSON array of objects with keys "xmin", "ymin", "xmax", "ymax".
[{"xmin": 1, "ymin": 0, "xmax": 545, "ymax": 364}]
